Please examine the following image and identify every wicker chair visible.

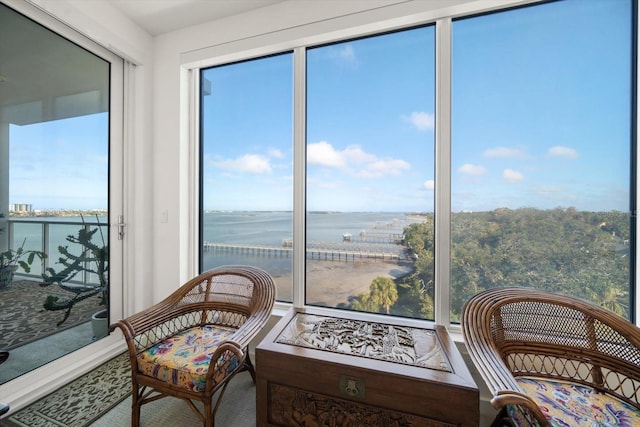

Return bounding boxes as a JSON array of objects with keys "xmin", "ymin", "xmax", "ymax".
[
  {"xmin": 462, "ymin": 287, "xmax": 640, "ymax": 427},
  {"xmin": 111, "ymin": 265, "xmax": 276, "ymax": 427}
]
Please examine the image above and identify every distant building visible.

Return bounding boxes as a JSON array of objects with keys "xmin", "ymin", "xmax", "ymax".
[{"xmin": 9, "ymin": 204, "xmax": 32, "ymax": 213}]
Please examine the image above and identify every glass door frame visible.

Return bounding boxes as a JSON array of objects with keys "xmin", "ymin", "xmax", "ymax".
[{"xmin": 0, "ymin": 0, "xmax": 125, "ymax": 407}]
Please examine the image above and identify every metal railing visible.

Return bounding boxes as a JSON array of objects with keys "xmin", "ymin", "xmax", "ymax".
[{"xmin": 4, "ymin": 217, "xmax": 106, "ymax": 285}]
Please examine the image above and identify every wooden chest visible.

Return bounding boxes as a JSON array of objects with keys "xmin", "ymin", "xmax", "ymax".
[{"xmin": 256, "ymin": 308, "xmax": 478, "ymax": 426}]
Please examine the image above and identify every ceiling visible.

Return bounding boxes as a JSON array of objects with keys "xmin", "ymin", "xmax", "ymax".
[
  {"xmin": 0, "ymin": 0, "xmax": 289, "ymax": 120},
  {"xmin": 108, "ymin": 0, "xmax": 288, "ymax": 36},
  {"xmin": 0, "ymin": 3, "xmax": 109, "ymax": 124}
]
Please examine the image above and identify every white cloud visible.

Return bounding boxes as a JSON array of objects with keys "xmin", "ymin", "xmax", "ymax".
[
  {"xmin": 328, "ymin": 44, "xmax": 357, "ymax": 65},
  {"xmin": 548, "ymin": 146, "xmax": 579, "ymax": 159},
  {"xmin": 307, "ymin": 141, "xmax": 347, "ymax": 168},
  {"xmin": 342, "ymin": 145, "xmax": 378, "ymax": 164},
  {"xmin": 268, "ymin": 148, "xmax": 284, "ymax": 159},
  {"xmin": 211, "ymin": 154, "xmax": 272, "ymax": 174},
  {"xmin": 484, "ymin": 147, "xmax": 526, "ymax": 158},
  {"xmin": 354, "ymin": 159, "xmax": 411, "ymax": 178},
  {"xmin": 404, "ymin": 112, "xmax": 434, "ymax": 131},
  {"xmin": 307, "ymin": 141, "xmax": 410, "ymax": 178},
  {"xmin": 503, "ymin": 168, "xmax": 524, "ymax": 182},
  {"xmin": 338, "ymin": 45, "xmax": 356, "ymax": 62},
  {"xmin": 424, "ymin": 180, "xmax": 435, "ymax": 190},
  {"xmin": 458, "ymin": 163, "xmax": 487, "ymax": 176}
]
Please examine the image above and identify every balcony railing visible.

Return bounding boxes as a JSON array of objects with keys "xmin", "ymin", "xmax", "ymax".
[{"xmin": 3, "ymin": 217, "xmax": 106, "ymax": 285}]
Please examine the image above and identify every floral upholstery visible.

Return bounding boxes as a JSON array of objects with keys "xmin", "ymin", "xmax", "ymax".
[
  {"xmin": 506, "ymin": 377, "xmax": 640, "ymax": 427},
  {"xmin": 137, "ymin": 325, "xmax": 240, "ymax": 392}
]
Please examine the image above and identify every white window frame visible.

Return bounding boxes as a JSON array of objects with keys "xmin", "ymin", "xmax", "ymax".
[{"xmin": 183, "ymin": 0, "xmax": 640, "ymax": 328}]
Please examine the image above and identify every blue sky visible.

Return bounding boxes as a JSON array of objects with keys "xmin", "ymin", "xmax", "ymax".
[
  {"xmin": 199, "ymin": 0, "xmax": 631, "ymax": 213},
  {"xmin": 451, "ymin": 0, "xmax": 631, "ymax": 212},
  {"xmin": 10, "ymin": 0, "xmax": 632, "ymax": 213},
  {"xmin": 10, "ymin": 114, "xmax": 108, "ymax": 210},
  {"xmin": 201, "ymin": 26, "xmax": 435, "ymax": 213}
]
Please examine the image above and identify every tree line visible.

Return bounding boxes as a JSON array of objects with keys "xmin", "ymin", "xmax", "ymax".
[{"xmin": 344, "ymin": 208, "xmax": 630, "ymax": 321}]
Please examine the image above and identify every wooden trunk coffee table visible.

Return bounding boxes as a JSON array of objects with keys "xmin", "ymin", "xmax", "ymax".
[{"xmin": 256, "ymin": 307, "xmax": 478, "ymax": 426}]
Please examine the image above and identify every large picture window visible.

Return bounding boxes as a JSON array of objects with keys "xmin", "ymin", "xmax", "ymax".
[
  {"xmin": 200, "ymin": 53, "xmax": 294, "ymax": 302},
  {"xmin": 305, "ymin": 27, "xmax": 436, "ymax": 319},
  {"xmin": 451, "ymin": 0, "xmax": 634, "ymax": 321},
  {"xmin": 198, "ymin": 0, "xmax": 636, "ymax": 324}
]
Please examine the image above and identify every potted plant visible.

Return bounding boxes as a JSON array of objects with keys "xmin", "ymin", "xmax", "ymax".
[
  {"xmin": 0, "ymin": 237, "xmax": 47, "ymax": 289},
  {"xmin": 40, "ymin": 215, "xmax": 108, "ymax": 337}
]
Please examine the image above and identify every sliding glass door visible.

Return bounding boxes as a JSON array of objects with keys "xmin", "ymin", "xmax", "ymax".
[{"xmin": 0, "ymin": 2, "xmax": 123, "ymax": 383}]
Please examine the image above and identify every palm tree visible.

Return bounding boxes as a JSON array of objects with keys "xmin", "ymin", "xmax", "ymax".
[{"xmin": 369, "ymin": 276, "xmax": 398, "ymax": 314}]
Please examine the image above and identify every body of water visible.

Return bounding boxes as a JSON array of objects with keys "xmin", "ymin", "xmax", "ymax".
[
  {"xmin": 202, "ymin": 211, "xmax": 410, "ymax": 246},
  {"xmin": 201, "ymin": 211, "xmax": 416, "ymax": 275},
  {"xmin": 8, "ymin": 212, "xmax": 419, "ymax": 277}
]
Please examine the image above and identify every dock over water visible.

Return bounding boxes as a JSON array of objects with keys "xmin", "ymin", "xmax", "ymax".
[{"xmin": 203, "ymin": 241, "xmax": 410, "ymax": 262}]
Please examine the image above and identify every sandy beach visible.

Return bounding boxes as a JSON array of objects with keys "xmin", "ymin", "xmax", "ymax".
[{"xmin": 270, "ymin": 259, "xmax": 414, "ymax": 307}]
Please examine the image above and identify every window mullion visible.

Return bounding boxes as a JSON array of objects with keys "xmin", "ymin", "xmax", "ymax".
[
  {"xmin": 293, "ymin": 46, "xmax": 307, "ymax": 308},
  {"xmin": 435, "ymin": 17, "xmax": 452, "ymax": 327}
]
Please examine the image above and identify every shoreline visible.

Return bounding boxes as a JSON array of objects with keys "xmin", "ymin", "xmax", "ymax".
[{"xmin": 271, "ymin": 259, "xmax": 414, "ymax": 307}]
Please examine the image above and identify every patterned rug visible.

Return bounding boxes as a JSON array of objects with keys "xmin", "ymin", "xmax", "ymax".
[
  {"xmin": 2, "ymin": 352, "xmax": 130, "ymax": 427},
  {"xmin": 0, "ymin": 280, "xmax": 103, "ymax": 350}
]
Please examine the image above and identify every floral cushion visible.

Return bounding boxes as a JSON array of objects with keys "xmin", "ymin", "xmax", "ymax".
[
  {"xmin": 137, "ymin": 325, "xmax": 241, "ymax": 392},
  {"xmin": 506, "ymin": 376, "xmax": 640, "ymax": 427}
]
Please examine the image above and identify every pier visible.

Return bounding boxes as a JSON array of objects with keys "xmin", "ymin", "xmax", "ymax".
[{"xmin": 203, "ymin": 241, "xmax": 410, "ymax": 262}]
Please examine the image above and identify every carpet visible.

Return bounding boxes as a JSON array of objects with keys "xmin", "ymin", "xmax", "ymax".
[
  {"xmin": 0, "ymin": 280, "xmax": 103, "ymax": 351},
  {"xmin": 2, "ymin": 353, "xmax": 131, "ymax": 427},
  {"xmin": 91, "ymin": 371, "xmax": 256, "ymax": 427},
  {"xmin": 3, "ymin": 352, "xmax": 257, "ymax": 427}
]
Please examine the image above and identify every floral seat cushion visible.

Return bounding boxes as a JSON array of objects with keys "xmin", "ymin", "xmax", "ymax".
[
  {"xmin": 137, "ymin": 325, "xmax": 240, "ymax": 392},
  {"xmin": 506, "ymin": 376, "xmax": 640, "ymax": 427}
]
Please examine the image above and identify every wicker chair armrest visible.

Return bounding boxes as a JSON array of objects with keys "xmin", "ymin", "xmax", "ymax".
[
  {"xmin": 109, "ymin": 319, "xmax": 134, "ymax": 340},
  {"xmin": 493, "ymin": 391, "xmax": 549, "ymax": 425},
  {"xmin": 110, "ymin": 319, "xmax": 145, "ymax": 372},
  {"xmin": 462, "ymin": 298, "xmax": 522, "ymax": 393},
  {"xmin": 211, "ymin": 339, "xmax": 244, "ymax": 358},
  {"xmin": 463, "ymin": 337, "xmax": 522, "ymax": 396},
  {"xmin": 228, "ymin": 310, "xmax": 270, "ymax": 348},
  {"xmin": 221, "ymin": 275, "xmax": 275, "ymax": 349},
  {"xmin": 206, "ymin": 339, "xmax": 245, "ymax": 389},
  {"xmin": 464, "ymin": 344, "xmax": 550, "ymax": 426}
]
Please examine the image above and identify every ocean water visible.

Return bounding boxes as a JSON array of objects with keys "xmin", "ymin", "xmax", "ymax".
[
  {"xmin": 8, "ymin": 212, "xmax": 416, "ymax": 277},
  {"xmin": 201, "ymin": 211, "xmax": 414, "ymax": 274},
  {"xmin": 202, "ymin": 211, "xmax": 408, "ymax": 245}
]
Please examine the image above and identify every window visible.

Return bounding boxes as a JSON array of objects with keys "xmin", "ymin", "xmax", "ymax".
[
  {"xmin": 200, "ymin": 53, "xmax": 294, "ymax": 302},
  {"xmin": 305, "ymin": 27, "xmax": 436, "ymax": 319},
  {"xmin": 197, "ymin": 0, "xmax": 636, "ymax": 324},
  {"xmin": 451, "ymin": 0, "xmax": 634, "ymax": 320}
]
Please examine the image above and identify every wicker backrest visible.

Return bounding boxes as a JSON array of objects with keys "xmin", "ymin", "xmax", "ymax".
[
  {"xmin": 463, "ymin": 287, "xmax": 640, "ymax": 409},
  {"xmin": 116, "ymin": 265, "xmax": 276, "ymax": 355}
]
